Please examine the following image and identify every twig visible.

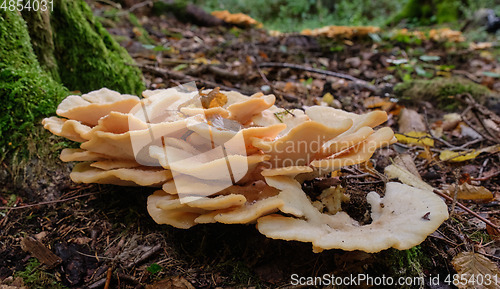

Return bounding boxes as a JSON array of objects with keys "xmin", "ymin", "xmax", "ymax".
[
  {"xmin": 125, "ymin": 244, "xmax": 162, "ymax": 269},
  {"xmin": 449, "ymin": 138, "xmax": 483, "ymax": 151},
  {"xmin": 133, "ymin": 64, "xmax": 254, "ymax": 95},
  {"xmin": 343, "ymin": 173, "xmax": 371, "ymax": 179},
  {"xmin": 207, "ymin": 65, "xmax": 243, "ymax": 80},
  {"xmin": 472, "ymin": 109, "xmax": 500, "ymax": 143},
  {"xmin": 104, "ymin": 267, "xmax": 113, "ymax": 289},
  {"xmin": 76, "ymin": 251, "xmax": 114, "ymax": 261},
  {"xmin": 458, "ymin": 93, "xmax": 500, "ymax": 125},
  {"xmin": 0, "ymin": 192, "xmax": 96, "ymax": 210},
  {"xmin": 95, "ymin": 0, "xmax": 121, "ymax": 9},
  {"xmin": 128, "ymin": 0, "xmax": 152, "ymax": 12},
  {"xmin": 116, "ymin": 273, "xmax": 140, "ymax": 285},
  {"xmin": 256, "ymin": 65, "xmax": 298, "ymax": 102},
  {"xmin": 452, "ymin": 70, "xmax": 481, "ymax": 83},
  {"xmin": 461, "ymin": 106, "xmax": 498, "ymax": 143},
  {"xmin": 258, "ymin": 62, "xmax": 377, "ymax": 92},
  {"xmin": 88, "ymin": 278, "xmax": 107, "ymax": 289},
  {"xmin": 475, "ymin": 166, "xmax": 500, "ymax": 181},
  {"xmin": 422, "ymin": 107, "xmax": 461, "ymax": 149},
  {"xmin": 433, "ymin": 189, "xmax": 500, "ymax": 234},
  {"xmin": 477, "ymin": 251, "xmax": 500, "ymax": 261}
]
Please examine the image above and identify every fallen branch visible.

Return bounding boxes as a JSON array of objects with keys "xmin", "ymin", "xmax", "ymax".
[
  {"xmin": 207, "ymin": 65, "xmax": 243, "ymax": 80},
  {"xmin": 258, "ymin": 62, "xmax": 377, "ymax": 92},
  {"xmin": 134, "ymin": 64, "xmax": 254, "ymax": 95},
  {"xmin": 125, "ymin": 244, "xmax": 162, "ymax": 269},
  {"xmin": 433, "ymin": 189, "xmax": 500, "ymax": 234}
]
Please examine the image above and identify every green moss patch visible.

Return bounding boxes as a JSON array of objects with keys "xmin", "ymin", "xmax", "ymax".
[
  {"xmin": 393, "ymin": 77, "xmax": 494, "ymax": 110},
  {"xmin": 50, "ymin": 0, "xmax": 144, "ymax": 95},
  {"xmin": 0, "ymin": 10, "xmax": 69, "ymax": 158}
]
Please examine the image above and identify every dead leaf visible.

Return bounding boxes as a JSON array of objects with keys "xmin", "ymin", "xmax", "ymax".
[
  {"xmin": 398, "ymin": 108, "xmax": 426, "ymax": 133},
  {"xmin": 440, "ymin": 145, "xmax": 500, "ymax": 162},
  {"xmin": 451, "ymin": 252, "xmax": 500, "ymax": 289},
  {"xmin": 395, "ymin": 132, "xmax": 434, "ymax": 147},
  {"xmin": 385, "ymin": 164, "xmax": 434, "ymax": 191},
  {"xmin": 283, "ymin": 82, "xmax": 296, "ymax": 93},
  {"xmin": 0, "ymin": 277, "xmax": 26, "ymax": 289},
  {"xmin": 200, "ymin": 87, "xmax": 228, "ymax": 109},
  {"xmin": 146, "ymin": 276, "xmax": 195, "ymax": 289},
  {"xmin": 486, "ymin": 217, "xmax": 500, "ymax": 239},
  {"xmin": 446, "ymin": 183, "xmax": 493, "ymax": 201},
  {"xmin": 393, "ymin": 154, "xmax": 421, "ymax": 180},
  {"xmin": 442, "ymin": 113, "xmax": 461, "ymax": 131},
  {"xmin": 470, "ymin": 42, "xmax": 493, "ymax": 50},
  {"xmin": 364, "ymin": 96, "xmax": 394, "ymax": 111},
  {"xmin": 73, "ymin": 237, "xmax": 92, "ymax": 245},
  {"xmin": 440, "ymin": 150, "xmax": 481, "ymax": 162}
]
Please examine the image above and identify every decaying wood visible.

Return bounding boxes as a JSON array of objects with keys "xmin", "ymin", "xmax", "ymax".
[{"xmin": 20, "ymin": 236, "xmax": 62, "ymax": 268}]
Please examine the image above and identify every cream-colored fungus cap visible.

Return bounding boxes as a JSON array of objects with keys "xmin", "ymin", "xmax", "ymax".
[
  {"xmin": 56, "ymin": 88, "xmax": 140, "ymax": 126},
  {"xmin": 43, "ymin": 86, "xmax": 447, "ymax": 253},
  {"xmin": 257, "ymin": 177, "xmax": 449, "ymax": 253}
]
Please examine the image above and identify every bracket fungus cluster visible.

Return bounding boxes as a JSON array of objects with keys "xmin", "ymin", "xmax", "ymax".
[{"xmin": 43, "ymin": 86, "xmax": 448, "ymax": 253}]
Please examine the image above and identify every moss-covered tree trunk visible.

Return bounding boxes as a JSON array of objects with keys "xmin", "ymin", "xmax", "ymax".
[{"xmin": 0, "ymin": 1, "xmax": 145, "ymax": 157}]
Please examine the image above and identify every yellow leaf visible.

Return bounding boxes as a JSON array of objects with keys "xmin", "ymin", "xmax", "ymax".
[
  {"xmin": 440, "ymin": 150, "xmax": 481, "ymax": 162},
  {"xmin": 446, "ymin": 183, "xmax": 493, "ymax": 201},
  {"xmin": 451, "ymin": 252, "xmax": 500, "ymax": 289},
  {"xmin": 194, "ymin": 57, "xmax": 208, "ymax": 64},
  {"xmin": 322, "ymin": 93, "xmax": 334, "ymax": 105},
  {"xmin": 440, "ymin": 145, "xmax": 500, "ymax": 162},
  {"xmin": 395, "ymin": 131, "xmax": 434, "ymax": 147}
]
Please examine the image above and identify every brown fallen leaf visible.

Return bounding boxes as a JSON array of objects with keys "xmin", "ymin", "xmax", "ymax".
[
  {"xmin": 0, "ymin": 277, "xmax": 26, "ymax": 289},
  {"xmin": 146, "ymin": 276, "xmax": 195, "ymax": 289},
  {"xmin": 398, "ymin": 108, "xmax": 426, "ymax": 134},
  {"xmin": 393, "ymin": 154, "xmax": 421, "ymax": 179},
  {"xmin": 72, "ymin": 237, "xmax": 92, "ymax": 245},
  {"xmin": 486, "ymin": 218, "xmax": 500, "ymax": 240},
  {"xmin": 446, "ymin": 183, "xmax": 494, "ymax": 201},
  {"xmin": 451, "ymin": 252, "xmax": 500, "ymax": 289}
]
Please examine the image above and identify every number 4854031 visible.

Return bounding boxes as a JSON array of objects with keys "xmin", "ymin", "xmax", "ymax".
[{"xmin": 0, "ymin": 0, "xmax": 54, "ymax": 12}]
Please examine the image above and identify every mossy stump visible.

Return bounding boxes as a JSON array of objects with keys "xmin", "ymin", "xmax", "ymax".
[{"xmin": 1, "ymin": 1, "xmax": 145, "ymax": 159}]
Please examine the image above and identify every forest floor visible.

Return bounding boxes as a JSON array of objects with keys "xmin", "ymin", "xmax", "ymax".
[{"xmin": 0, "ymin": 3, "xmax": 499, "ymax": 289}]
